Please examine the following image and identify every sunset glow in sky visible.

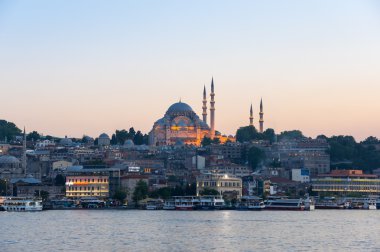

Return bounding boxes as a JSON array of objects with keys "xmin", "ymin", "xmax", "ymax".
[{"xmin": 1, "ymin": 1, "xmax": 380, "ymax": 140}]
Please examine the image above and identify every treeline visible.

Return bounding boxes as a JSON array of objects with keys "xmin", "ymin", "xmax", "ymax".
[
  {"xmin": 109, "ymin": 127, "xmax": 149, "ymax": 145},
  {"xmin": 235, "ymin": 125, "xmax": 380, "ymax": 173}
]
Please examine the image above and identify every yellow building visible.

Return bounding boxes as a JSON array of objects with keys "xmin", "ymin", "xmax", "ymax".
[
  {"xmin": 65, "ymin": 175, "xmax": 109, "ymax": 198},
  {"xmin": 196, "ymin": 173, "xmax": 242, "ymax": 197}
]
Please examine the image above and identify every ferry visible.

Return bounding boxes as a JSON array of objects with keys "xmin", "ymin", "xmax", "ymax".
[
  {"xmin": 265, "ymin": 198, "xmax": 305, "ymax": 211},
  {"xmin": 173, "ymin": 196, "xmax": 199, "ymax": 210},
  {"xmin": 315, "ymin": 197, "xmax": 345, "ymax": 210},
  {"xmin": 145, "ymin": 199, "xmax": 163, "ymax": 210},
  {"xmin": 2, "ymin": 197, "xmax": 43, "ymax": 212},
  {"xmin": 163, "ymin": 200, "xmax": 176, "ymax": 210},
  {"xmin": 194, "ymin": 195, "xmax": 225, "ymax": 210},
  {"xmin": 236, "ymin": 196, "xmax": 265, "ymax": 211}
]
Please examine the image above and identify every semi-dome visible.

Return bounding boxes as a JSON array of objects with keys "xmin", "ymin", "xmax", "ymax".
[
  {"xmin": 0, "ymin": 155, "xmax": 20, "ymax": 164},
  {"xmin": 166, "ymin": 102, "xmax": 194, "ymax": 114}
]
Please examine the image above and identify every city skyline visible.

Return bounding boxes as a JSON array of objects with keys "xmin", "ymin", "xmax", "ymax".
[{"xmin": 1, "ymin": 1, "xmax": 380, "ymax": 140}]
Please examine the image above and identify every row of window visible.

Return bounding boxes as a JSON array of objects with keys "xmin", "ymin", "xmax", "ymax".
[
  {"xmin": 199, "ymin": 181, "xmax": 241, "ymax": 187},
  {"xmin": 67, "ymin": 186, "xmax": 107, "ymax": 191},
  {"xmin": 67, "ymin": 178, "xmax": 108, "ymax": 183},
  {"xmin": 66, "ymin": 193, "xmax": 108, "ymax": 196}
]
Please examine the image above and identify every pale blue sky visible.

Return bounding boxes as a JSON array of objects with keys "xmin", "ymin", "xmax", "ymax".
[{"xmin": 1, "ymin": 1, "xmax": 380, "ymax": 140}]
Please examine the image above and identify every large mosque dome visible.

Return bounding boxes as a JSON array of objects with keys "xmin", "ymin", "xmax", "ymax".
[
  {"xmin": 166, "ymin": 102, "xmax": 194, "ymax": 114},
  {"xmin": 150, "ymin": 100, "xmax": 211, "ymax": 146}
]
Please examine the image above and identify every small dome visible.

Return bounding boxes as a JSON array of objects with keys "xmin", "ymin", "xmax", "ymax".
[
  {"xmin": 99, "ymin": 133, "xmax": 110, "ymax": 139},
  {"xmin": 0, "ymin": 155, "xmax": 20, "ymax": 164},
  {"xmin": 60, "ymin": 137, "xmax": 73, "ymax": 146},
  {"xmin": 124, "ymin": 139, "xmax": 135, "ymax": 147},
  {"xmin": 166, "ymin": 102, "xmax": 194, "ymax": 114}
]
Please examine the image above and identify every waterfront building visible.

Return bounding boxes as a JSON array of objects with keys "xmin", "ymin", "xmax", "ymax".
[
  {"xmin": 65, "ymin": 175, "xmax": 109, "ymax": 198},
  {"xmin": 64, "ymin": 166, "xmax": 125, "ymax": 198},
  {"xmin": 196, "ymin": 172, "xmax": 242, "ymax": 197},
  {"xmin": 312, "ymin": 169, "xmax": 380, "ymax": 194}
]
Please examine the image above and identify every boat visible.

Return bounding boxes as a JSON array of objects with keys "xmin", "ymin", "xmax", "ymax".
[
  {"xmin": 173, "ymin": 196, "xmax": 199, "ymax": 210},
  {"xmin": 303, "ymin": 197, "xmax": 315, "ymax": 211},
  {"xmin": 194, "ymin": 195, "xmax": 225, "ymax": 210},
  {"xmin": 315, "ymin": 197, "xmax": 345, "ymax": 209},
  {"xmin": 236, "ymin": 196, "xmax": 265, "ymax": 211},
  {"xmin": 265, "ymin": 198, "xmax": 305, "ymax": 211},
  {"xmin": 2, "ymin": 197, "xmax": 43, "ymax": 212},
  {"xmin": 145, "ymin": 199, "xmax": 163, "ymax": 210},
  {"xmin": 364, "ymin": 199, "xmax": 377, "ymax": 210},
  {"xmin": 163, "ymin": 200, "xmax": 176, "ymax": 210}
]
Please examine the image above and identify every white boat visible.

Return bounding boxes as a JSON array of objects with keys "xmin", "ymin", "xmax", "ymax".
[
  {"xmin": 163, "ymin": 200, "xmax": 175, "ymax": 210},
  {"xmin": 303, "ymin": 197, "xmax": 315, "ymax": 211},
  {"xmin": 145, "ymin": 200, "xmax": 163, "ymax": 210},
  {"xmin": 265, "ymin": 198, "xmax": 305, "ymax": 211},
  {"xmin": 173, "ymin": 196, "xmax": 199, "ymax": 210},
  {"xmin": 195, "ymin": 195, "xmax": 225, "ymax": 210},
  {"xmin": 236, "ymin": 196, "xmax": 265, "ymax": 211},
  {"xmin": 364, "ymin": 199, "xmax": 377, "ymax": 210},
  {"xmin": 3, "ymin": 197, "xmax": 43, "ymax": 212}
]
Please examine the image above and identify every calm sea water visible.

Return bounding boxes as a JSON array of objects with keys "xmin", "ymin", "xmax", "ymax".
[{"xmin": 1, "ymin": 210, "xmax": 379, "ymax": 252}]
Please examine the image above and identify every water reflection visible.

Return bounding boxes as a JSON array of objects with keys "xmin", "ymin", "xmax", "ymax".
[{"xmin": 0, "ymin": 210, "xmax": 379, "ymax": 251}]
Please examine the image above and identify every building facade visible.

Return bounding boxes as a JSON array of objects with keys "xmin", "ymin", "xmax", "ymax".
[
  {"xmin": 196, "ymin": 173, "xmax": 242, "ymax": 197},
  {"xmin": 312, "ymin": 170, "xmax": 380, "ymax": 194}
]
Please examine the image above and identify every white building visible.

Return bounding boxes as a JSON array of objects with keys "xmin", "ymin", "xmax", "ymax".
[
  {"xmin": 291, "ymin": 169, "xmax": 310, "ymax": 183},
  {"xmin": 196, "ymin": 173, "xmax": 242, "ymax": 197}
]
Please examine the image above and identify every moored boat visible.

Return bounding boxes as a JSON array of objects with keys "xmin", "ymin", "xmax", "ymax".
[
  {"xmin": 236, "ymin": 196, "xmax": 265, "ymax": 211},
  {"xmin": 265, "ymin": 198, "xmax": 305, "ymax": 211},
  {"xmin": 173, "ymin": 196, "xmax": 199, "ymax": 210},
  {"xmin": 194, "ymin": 195, "xmax": 225, "ymax": 210},
  {"xmin": 163, "ymin": 200, "xmax": 176, "ymax": 210},
  {"xmin": 3, "ymin": 197, "xmax": 43, "ymax": 212}
]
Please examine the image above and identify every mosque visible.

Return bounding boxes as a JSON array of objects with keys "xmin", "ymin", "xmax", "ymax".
[{"xmin": 149, "ymin": 78, "xmax": 244, "ymax": 146}]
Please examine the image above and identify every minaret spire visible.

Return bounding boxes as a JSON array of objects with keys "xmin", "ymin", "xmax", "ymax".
[
  {"xmin": 202, "ymin": 85, "xmax": 207, "ymax": 123},
  {"xmin": 22, "ymin": 127, "xmax": 27, "ymax": 176},
  {"xmin": 210, "ymin": 77, "xmax": 215, "ymax": 138},
  {"xmin": 259, "ymin": 98, "xmax": 264, "ymax": 133},
  {"xmin": 249, "ymin": 103, "xmax": 254, "ymax": 126}
]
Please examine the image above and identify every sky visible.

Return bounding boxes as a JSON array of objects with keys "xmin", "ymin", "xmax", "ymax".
[{"xmin": 0, "ymin": 0, "xmax": 380, "ymax": 141}]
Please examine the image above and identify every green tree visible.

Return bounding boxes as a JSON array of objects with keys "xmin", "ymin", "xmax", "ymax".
[
  {"xmin": 262, "ymin": 128, "xmax": 276, "ymax": 143},
  {"xmin": 247, "ymin": 146, "xmax": 266, "ymax": 170},
  {"xmin": 132, "ymin": 180, "xmax": 149, "ymax": 204},
  {"xmin": 236, "ymin": 125, "xmax": 260, "ymax": 142},
  {"xmin": 278, "ymin": 130, "xmax": 304, "ymax": 141},
  {"xmin": 35, "ymin": 190, "xmax": 49, "ymax": 201},
  {"xmin": 212, "ymin": 137, "xmax": 221, "ymax": 145},
  {"xmin": 362, "ymin": 136, "xmax": 380, "ymax": 145},
  {"xmin": 199, "ymin": 188, "xmax": 220, "ymax": 196},
  {"xmin": 0, "ymin": 120, "xmax": 21, "ymax": 142},
  {"xmin": 128, "ymin": 127, "xmax": 136, "ymax": 139},
  {"xmin": 113, "ymin": 189, "xmax": 128, "ymax": 202},
  {"xmin": 26, "ymin": 131, "xmax": 41, "ymax": 141},
  {"xmin": 115, "ymin": 129, "xmax": 129, "ymax": 145},
  {"xmin": 201, "ymin": 136, "xmax": 212, "ymax": 146},
  {"xmin": 54, "ymin": 174, "xmax": 66, "ymax": 186},
  {"xmin": 0, "ymin": 179, "xmax": 7, "ymax": 196},
  {"xmin": 134, "ymin": 131, "xmax": 144, "ymax": 145}
]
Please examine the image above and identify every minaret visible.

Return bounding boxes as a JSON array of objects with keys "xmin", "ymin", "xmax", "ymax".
[
  {"xmin": 249, "ymin": 103, "xmax": 254, "ymax": 126},
  {"xmin": 259, "ymin": 98, "xmax": 264, "ymax": 133},
  {"xmin": 202, "ymin": 85, "xmax": 207, "ymax": 123},
  {"xmin": 22, "ymin": 127, "xmax": 27, "ymax": 176},
  {"xmin": 210, "ymin": 77, "xmax": 215, "ymax": 138}
]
